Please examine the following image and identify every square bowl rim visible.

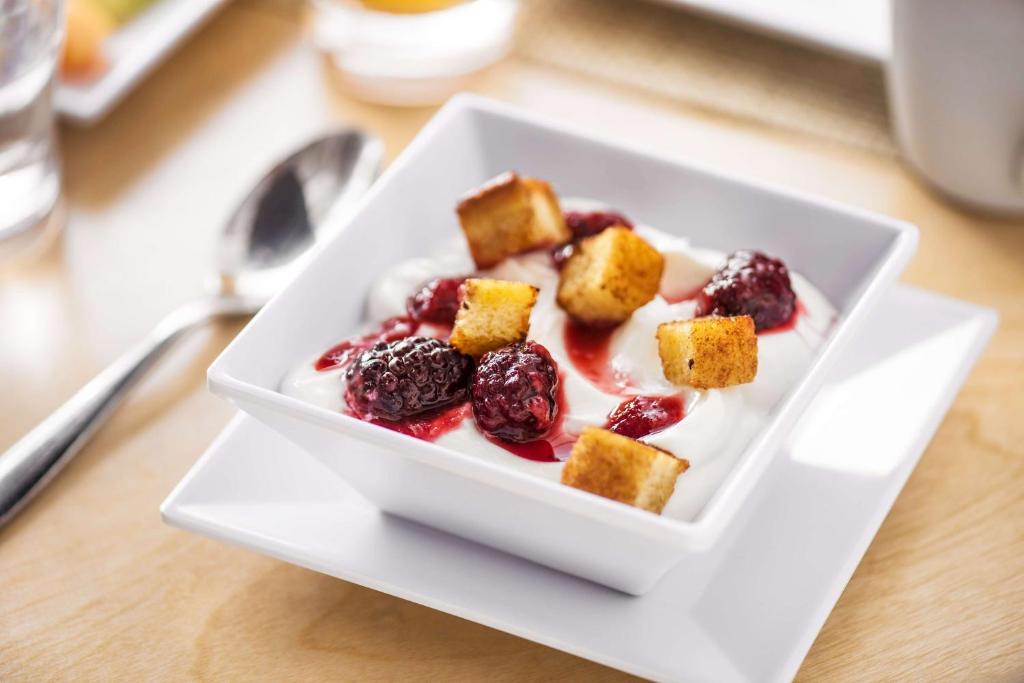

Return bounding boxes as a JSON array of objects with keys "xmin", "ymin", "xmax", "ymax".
[{"xmin": 207, "ymin": 93, "xmax": 919, "ymax": 550}]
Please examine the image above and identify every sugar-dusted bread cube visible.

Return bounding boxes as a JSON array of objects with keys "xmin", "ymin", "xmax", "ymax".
[
  {"xmin": 449, "ymin": 278, "xmax": 539, "ymax": 357},
  {"xmin": 456, "ymin": 172, "xmax": 571, "ymax": 269},
  {"xmin": 556, "ymin": 227, "xmax": 664, "ymax": 326},
  {"xmin": 561, "ymin": 427, "xmax": 688, "ymax": 514},
  {"xmin": 656, "ymin": 315, "xmax": 758, "ymax": 389}
]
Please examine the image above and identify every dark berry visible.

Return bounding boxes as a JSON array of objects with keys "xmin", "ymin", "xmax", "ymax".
[
  {"xmin": 406, "ymin": 276, "xmax": 467, "ymax": 326},
  {"xmin": 345, "ymin": 337, "xmax": 473, "ymax": 421},
  {"xmin": 694, "ymin": 250, "xmax": 796, "ymax": 331},
  {"xmin": 564, "ymin": 210, "xmax": 633, "ymax": 239},
  {"xmin": 471, "ymin": 341, "xmax": 560, "ymax": 443},
  {"xmin": 605, "ymin": 395, "xmax": 684, "ymax": 439}
]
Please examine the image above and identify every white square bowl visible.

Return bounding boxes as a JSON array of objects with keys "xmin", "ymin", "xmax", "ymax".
[{"xmin": 207, "ymin": 94, "xmax": 917, "ymax": 595}]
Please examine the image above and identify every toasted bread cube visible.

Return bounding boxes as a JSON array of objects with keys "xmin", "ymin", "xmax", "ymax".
[
  {"xmin": 449, "ymin": 278, "xmax": 539, "ymax": 357},
  {"xmin": 556, "ymin": 227, "xmax": 665, "ymax": 325},
  {"xmin": 561, "ymin": 427, "xmax": 688, "ymax": 514},
  {"xmin": 457, "ymin": 172, "xmax": 571, "ymax": 269},
  {"xmin": 657, "ymin": 315, "xmax": 758, "ymax": 389}
]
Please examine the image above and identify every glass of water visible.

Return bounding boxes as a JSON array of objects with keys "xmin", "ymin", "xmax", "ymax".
[{"xmin": 0, "ymin": 0, "xmax": 64, "ymax": 261}]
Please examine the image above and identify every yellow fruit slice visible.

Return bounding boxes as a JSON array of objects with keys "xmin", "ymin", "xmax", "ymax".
[
  {"xmin": 62, "ymin": 0, "xmax": 115, "ymax": 78},
  {"xmin": 361, "ymin": 0, "xmax": 463, "ymax": 13}
]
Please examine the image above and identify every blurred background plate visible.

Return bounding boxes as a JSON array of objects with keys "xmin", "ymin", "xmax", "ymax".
[
  {"xmin": 56, "ymin": 0, "xmax": 229, "ymax": 123},
  {"xmin": 651, "ymin": 0, "xmax": 890, "ymax": 62}
]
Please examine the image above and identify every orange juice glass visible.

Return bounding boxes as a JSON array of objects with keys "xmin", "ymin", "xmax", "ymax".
[{"xmin": 311, "ymin": 0, "xmax": 517, "ymax": 105}]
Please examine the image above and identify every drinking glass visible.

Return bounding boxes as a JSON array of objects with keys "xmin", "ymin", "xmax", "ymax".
[
  {"xmin": 311, "ymin": 0, "xmax": 517, "ymax": 106},
  {"xmin": 0, "ymin": 0, "xmax": 64, "ymax": 260}
]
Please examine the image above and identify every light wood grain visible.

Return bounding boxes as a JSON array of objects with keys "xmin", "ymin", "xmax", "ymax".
[{"xmin": 1, "ymin": 2, "xmax": 1022, "ymax": 681}]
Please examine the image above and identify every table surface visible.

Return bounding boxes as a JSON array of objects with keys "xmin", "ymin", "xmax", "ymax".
[{"xmin": 2, "ymin": 2, "xmax": 1022, "ymax": 681}]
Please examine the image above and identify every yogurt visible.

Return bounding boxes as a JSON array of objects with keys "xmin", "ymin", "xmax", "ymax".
[{"xmin": 282, "ymin": 213, "xmax": 836, "ymax": 522}]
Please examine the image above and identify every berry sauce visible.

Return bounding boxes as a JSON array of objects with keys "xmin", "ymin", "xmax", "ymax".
[
  {"xmin": 369, "ymin": 403, "xmax": 472, "ymax": 442},
  {"xmin": 605, "ymin": 395, "xmax": 684, "ymax": 439},
  {"xmin": 563, "ymin": 320, "xmax": 633, "ymax": 395},
  {"xmin": 483, "ymin": 375, "xmax": 572, "ymax": 462},
  {"xmin": 489, "ymin": 429, "xmax": 574, "ymax": 462},
  {"xmin": 315, "ymin": 316, "xmax": 419, "ymax": 371}
]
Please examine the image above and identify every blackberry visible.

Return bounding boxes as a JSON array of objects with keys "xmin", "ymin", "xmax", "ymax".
[
  {"xmin": 471, "ymin": 342, "xmax": 560, "ymax": 443},
  {"xmin": 406, "ymin": 276, "xmax": 467, "ymax": 326},
  {"xmin": 694, "ymin": 250, "xmax": 796, "ymax": 331},
  {"xmin": 345, "ymin": 337, "xmax": 473, "ymax": 421}
]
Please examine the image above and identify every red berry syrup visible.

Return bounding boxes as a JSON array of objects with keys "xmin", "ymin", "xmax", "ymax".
[
  {"xmin": 563, "ymin": 320, "xmax": 634, "ymax": 395},
  {"xmin": 370, "ymin": 403, "xmax": 472, "ymax": 442},
  {"xmin": 604, "ymin": 395, "xmax": 684, "ymax": 439}
]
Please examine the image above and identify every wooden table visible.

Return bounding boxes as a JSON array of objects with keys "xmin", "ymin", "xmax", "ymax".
[{"xmin": 2, "ymin": 2, "xmax": 1022, "ymax": 680}]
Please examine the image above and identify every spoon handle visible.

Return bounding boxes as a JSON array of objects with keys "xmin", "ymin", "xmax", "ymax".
[{"xmin": 0, "ymin": 300, "xmax": 218, "ymax": 528}]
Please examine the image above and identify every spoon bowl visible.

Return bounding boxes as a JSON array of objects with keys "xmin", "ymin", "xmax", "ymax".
[{"xmin": 218, "ymin": 130, "xmax": 382, "ymax": 300}]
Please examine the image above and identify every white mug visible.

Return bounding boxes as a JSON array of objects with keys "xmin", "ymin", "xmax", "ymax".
[{"xmin": 887, "ymin": 0, "xmax": 1024, "ymax": 213}]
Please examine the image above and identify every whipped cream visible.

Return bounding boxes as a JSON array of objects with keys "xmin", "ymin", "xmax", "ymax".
[{"xmin": 282, "ymin": 205, "xmax": 836, "ymax": 522}]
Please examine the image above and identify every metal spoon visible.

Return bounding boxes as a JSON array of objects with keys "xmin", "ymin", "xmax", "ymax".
[{"xmin": 0, "ymin": 130, "xmax": 383, "ymax": 527}]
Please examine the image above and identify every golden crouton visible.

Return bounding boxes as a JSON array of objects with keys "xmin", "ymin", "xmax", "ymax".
[
  {"xmin": 561, "ymin": 427, "xmax": 688, "ymax": 514},
  {"xmin": 656, "ymin": 315, "xmax": 758, "ymax": 389},
  {"xmin": 457, "ymin": 172, "xmax": 571, "ymax": 269},
  {"xmin": 449, "ymin": 278, "xmax": 539, "ymax": 357},
  {"xmin": 556, "ymin": 227, "xmax": 664, "ymax": 325}
]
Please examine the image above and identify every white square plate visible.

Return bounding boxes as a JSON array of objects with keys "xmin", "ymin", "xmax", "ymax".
[{"xmin": 163, "ymin": 285, "xmax": 996, "ymax": 682}]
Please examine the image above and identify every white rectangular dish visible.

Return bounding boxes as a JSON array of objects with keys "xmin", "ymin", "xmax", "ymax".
[
  {"xmin": 207, "ymin": 94, "xmax": 917, "ymax": 594},
  {"xmin": 649, "ymin": 0, "xmax": 890, "ymax": 63},
  {"xmin": 167, "ymin": 286, "xmax": 997, "ymax": 682},
  {"xmin": 56, "ymin": 0, "xmax": 229, "ymax": 123}
]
